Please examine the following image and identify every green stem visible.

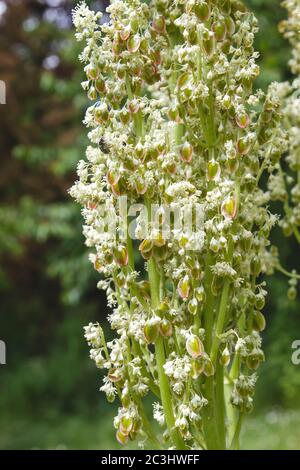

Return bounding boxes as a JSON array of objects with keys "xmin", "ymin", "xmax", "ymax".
[
  {"xmin": 210, "ymin": 279, "xmax": 231, "ymax": 366},
  {"xmin": 230, "ymin": 413, "xmax": 243, "ymax": 450},
  {"xmin": 215, "ymin": 359, "xmax": 226, "ymax": 449}
]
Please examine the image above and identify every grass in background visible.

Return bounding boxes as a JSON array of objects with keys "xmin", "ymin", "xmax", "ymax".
[{"xmin": 1, "ymin": 409, "xmax": 300, "ymax": 450}]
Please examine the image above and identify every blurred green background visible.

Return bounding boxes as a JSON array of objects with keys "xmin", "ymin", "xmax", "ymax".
[{"xmin": 0, "ymin": 0, "xmax": 300, "ymax": 450}]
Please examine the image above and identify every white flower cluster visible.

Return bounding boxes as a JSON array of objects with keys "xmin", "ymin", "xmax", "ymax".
[{"xmin": 72, "ymin": 0, "xmax": 289, "ymax": 450}]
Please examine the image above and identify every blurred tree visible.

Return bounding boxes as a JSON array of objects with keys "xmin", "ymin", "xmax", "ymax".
[{"xmin": 0, "ymin": 0, "xmax": 109, "ymax": 418}]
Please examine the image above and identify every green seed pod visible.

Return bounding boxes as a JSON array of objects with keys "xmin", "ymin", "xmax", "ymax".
[
  {"xmin": 178, "ymin": 275, "xmax": 191, "ymax": 300},
  {"xmin": 194, "ymin": 2, "xmax": 211, "ymax": 22},
  {"xmin": 116, "ymin": 272, "xmax": 126, "ymax": 288},
  {"xmin": 207, "ymin": 160, "xmax": 221, "ymax": 181},
  {"xmin": 130, "ymin": 17, "xmax": 139, "ymax": 34},
  {"xmin": 212, "ymin": 21, "xmax": 227, "ymax": 41},
  {"xmin": 152, "ymin": 16, "xmax": 166, "ymax": 34},
  {"xmin": 95, "ymin": 77, "xmax": 106, "ymax": 94},
  {"xmin": 168, "ymin": 105, "xmax": 180, "ymax": 122},
  {"xmin": 120, "ymin": 28, "xmax": 131, "ymax": 42},
  {"xmin": 203, "ymin": 36, "xmax": 215, "ymax": 56},
  {"xmin": 108, "ymin": 368, "xmax": 122, "ymax": 383},
  {"xmin": 86, "ymin": 64, "xmax": 99, "ymax": 81},
  {"xmin": 221, "ymin": 195, "xmax": 238, "ymax": 220},
  {"xmin": 160, "ymin": 319, "xmax": 173, "ymax": 337},
  {"xmin": 225, "ymin": 16, "xmax": 235, "ymax": 36},
  {"xmin": 191, "ymin": 358, "xmax": 204, "ymax": 379},
  {"xmin": 153, "ymin": 245, "xmax": 168, "ymax": 261},
  {"xmin": 120, "ymin": 415, "xmax": 134, "ymax": 435},
  {"xmin": 127, "ymin": 34, "xmax": 141, "ymax": 53},
  {"xmin": 144, "ymin": 320, "xmax": 160, "ymax": 344},
  {"xmin": 237, "ymin": 137, "xmax": 251, "ymax": 155},
  {"xmin": 221, "ymin": 0, "xmax": 231, "ymax": 15},
  {"xmin": 188, "ymin": 298, "xmax": 198, "ymax": 315},
  {"xmin": 186, "ymin": 335, "xmax": 204, "ymax": 358},
  {"xmin": 179, "ymin": 141, "xmax": 193, "ymax": 163},
  {"xmin": 221, "ymin": 39, "xmax": 231, "ymax": 54},
  {"xmin": 113, "ymin": 245, "xmax": 128, "ymax": 266},
  {"xmin": 156, "ymin": 300, "xmax": 169, "ymax": 315},
  {"xmin": 236, "ymin": 113, "xmax": 250, "ymax": 129},
  {"xmin": 139, "ymin": 238, "xmax": 153, "ymax": 260},
  {"xmin": 177, "ymin": 72, "xmax": 192, "ymax": 90},
  {"xmin": 116, "ymin": 429, "xmax": 129, "ymax": 445},
  {"xmin": 220, "ymin": 347, "xmax": 231, "ymax": 367},
  {"xmin": 107, "ymin": 170, "xmax": 120, "ymax": 187},
  {"xmin": 253, "ymin": 310, "xmax": 266, "ymax": 332},
  {"xmin": 250, "ymin": 256, "xmax": 261, "ymax": 277},
  {"xmin": 195, "ymin": 286, "xmax": 206, "ymax": 303},
  {"xmin": 255, "ymin": 293, "xmax": 265, "ymax": 310},
  {"xmin": 119, "ymin": 108, "xmax": 130, "ymax": 125},
  {"xmin": 203, "ymin": 359, "xmax": 215, "ymax": 377},
  {"xmin": 226, "ymin": 157, "xmax": 239, "ymax": 173},
  {"xmin": 94, "ymin": 256, "xmax": 102, "ymax": 272},
  {"xmin": 246, "ymin": 354, "xmax": 260, "ymax": 370}
]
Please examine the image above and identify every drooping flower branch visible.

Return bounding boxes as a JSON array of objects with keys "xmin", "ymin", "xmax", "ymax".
[{"xmin": 71, "ymin": 0, "xmax": 287, "ymax": 450}]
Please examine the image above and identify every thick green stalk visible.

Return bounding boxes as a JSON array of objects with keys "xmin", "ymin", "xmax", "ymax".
[{"xmin": 148, "ymin": 258, "xmax": 186, "ymax": 450}]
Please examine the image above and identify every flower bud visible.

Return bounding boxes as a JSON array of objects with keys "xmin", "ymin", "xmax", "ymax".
[
  {"xmin": 221, "ymin": 195, "xmax": 238, "ymax": 220},
  {"xmin": 160, "ymin": 319, "xmax": 173, "ymax": 337},
  {"xmin": 179, "ymin": 142, "xmax": 193, "ymax": 163},
  {"xmin": 113, "ymin": 245, "xmax": 128, "ymax": 266},
  {"xmin": 186, "ymin": 335, "xmax": 204, "ymax": 358},
  {"xmin": 119, "ymin": 108, "xmax": 130, "ymax": 125},
  {"xmin": 207, "ymin": 160, "xmax": 221, "ymax": 181},
  {"xmin": 178, "ymin": 275, "xmax": 191, "ymax": 300},
  {"xmin": 188, "ymin": 298, "xmax": 198, "ymax": 315},
  {"xmin": 144, "ymin": 320, "xmax": 160, "ymax": 344},
  {"xmin": 116, "ymin": 429, "xmax": 128, "ymax": 445}
]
